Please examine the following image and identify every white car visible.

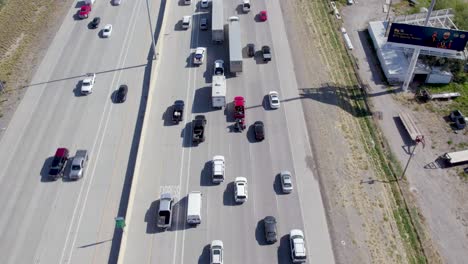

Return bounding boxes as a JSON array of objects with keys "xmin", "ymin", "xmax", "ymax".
[
  {"xmin": 193, "ymin": 47, "xmax": 207, "ymax": 65},
  {"xmin": 242, "ymin": 0, "xmax": 250, "ymax": 12},
  {"xmin": 210, "ymin": 240, "xmax": 223, "ymax": 264},
  {"xmin": 113, "ymin": 0, "xmax": 122, "ymax": 5},
  {"xmin": 213, "ymin": 60, "xmax": 224, "ymax": 75},
  {"xmin": 102, "ymin": 24, "xmax": 113, "ymax": 37},
  {"xmin": 268, "ymin": 91, "xmax": 280, "ymax": 109},
  {"xmin": 81, "ymin": 73, "xmax": 96, "ymax": 95},
  {"xmin": 290, "ymin": 229, "xmax": 307, "ymax": 263},
  {"xmin": 212, "ymin": 155, "xmax": 225, "ymax": 183},
  {"xmin": 280, "ymin": 171, "xmax": 293, "ymax": 193},
  {"xmin": 201, "ymin": 0, "xmax": 209, "ymax": 8},
  {"xmin": 234, "ymin": 177, "xmax": 248, "ymax": 203}
]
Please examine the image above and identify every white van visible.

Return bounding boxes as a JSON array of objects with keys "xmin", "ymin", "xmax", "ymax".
[
  {"xmin": 182, "ymin": 16, "xmax": 191, "ymax": 29},
  {"xmin": 187, "ymin": 191, "xmax": 202, "ymax": 225}
]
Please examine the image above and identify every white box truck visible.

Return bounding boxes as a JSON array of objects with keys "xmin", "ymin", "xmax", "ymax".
[
  {"xmin": 212, "ymin": 75, "xmax": 226, "ymax": 108},
  {"xmin": 187, "ymin": 191, "xmax": 202, "ymax": 225},
  {"xmin": 212, "ymin": 0, "xmax": 224, "ymax": 43},
  {"xmin": 228, "ymin": 16, "xmax": 242, "ymax": 73}
]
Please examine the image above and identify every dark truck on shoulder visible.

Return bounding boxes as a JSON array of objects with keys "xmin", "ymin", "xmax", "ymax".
[
  {"xmin": 157, "ymin": 193, "xmax": 174, "ymax": 230},
  {"xmin": 172, "ymin": 100, "xmax": 184, "ymax": 124},
  {"xmin": 192, "ymin": 115, "xmax": 206, "ymax": 143}
]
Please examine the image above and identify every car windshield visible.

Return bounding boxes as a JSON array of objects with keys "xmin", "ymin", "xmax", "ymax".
[
  {"xmin": 72, "ymin": 165, "xmax": 81, "ymax": 170},
  {"xmin": 272, "ymin": 98, "xmax": 279, "ymax": 103},
  {"xmin": 284, "ymin": 182, "xmax": 292, "ymax": 187},
  {"xmin": 195, "ymin": 54, "xmax": 202, "ymax": 59}
]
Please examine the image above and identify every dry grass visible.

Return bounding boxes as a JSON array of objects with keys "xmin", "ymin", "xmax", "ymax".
[{"xmin": 0, "ymin": 0, "xmax": 69, "ymax": 117}]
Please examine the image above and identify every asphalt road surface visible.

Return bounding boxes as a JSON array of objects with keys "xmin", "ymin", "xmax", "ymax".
[
  {"xmin": 120, "ymin": 0, "xmax": 335, "ymax": 263},
  {"xmin": 0, "ymin": 0, "xmax": 159, "ymax": 263}
]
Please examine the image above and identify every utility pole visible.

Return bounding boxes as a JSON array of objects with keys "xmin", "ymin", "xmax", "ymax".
[
  {"xmin": 399, "ymin": 136, "xmax": 425, "ymax": 181},
  {"xmin": 145, "ymin": 0, "xmax": 157, "ymax": 60}
]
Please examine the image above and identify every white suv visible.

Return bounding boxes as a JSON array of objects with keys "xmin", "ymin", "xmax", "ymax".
[
  {"xmin": 210, "ymin": 240, "xmax": 223, "ymax": 264},
  {"xmin": 234, "ymin": 177, "xmax": 248, "ymax": 203},
  {"xmin": 290, "ymin": 229, "xmax": 307, "ymax": 263}
]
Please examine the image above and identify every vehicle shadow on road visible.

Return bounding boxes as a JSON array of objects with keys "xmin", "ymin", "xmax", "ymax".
[
  {"xmin": 223, "ymin": 182, "xmax": 236, "ymax": 206},
  {"xmin": 163, "ymin": 105, "xmax": 175, "ymax": 126},
  {"xmin": 171, "ymin": 196, "xmax": 192, "ymax": 231},
  {"xmin": 246, "ymin": 125, "xmax": 257, "ymax": 143},
  {"xmin": 277, "ymin": 234, "xmax": 290, "ymax": 262},
  {"xmin": 73, "ymin": 81, "xmax": 83, "ymax": 97},
  {"xmin": 197, "ymin": 244, "xmax": 211, "ymax": 264},
  {"xmin": 182, "ymin": 122, "xmax": 193, "ymax": 148},
  {"xmin": 145, "ymin": 200, "xmax": 161, "ymax": 234},
  {"xmin": 193, "ymin": 87, "xmax": 217, "ymax": 113},
  {"xmin": 235, "ymin": 4, "xmax": 244, "ymax": 15},
  {"xmin": 39, "ymin": 156, "xmax": 54, "ymax": 183},
  {"xmin": 273, "ymin": 174, "xmax": 285, "ymax": 195},
  {"xmin": 200, "ymin": 161, "xmax": 213, "ymax": 186},
  {"xmin": 255, "ymin": 219, "xmax": 268, "ymax": 246}
]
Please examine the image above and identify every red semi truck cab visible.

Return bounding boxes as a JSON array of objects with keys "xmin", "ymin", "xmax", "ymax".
[{"xmin": 234, "ymin": 96, "xmax": 245, "ymax": 119}]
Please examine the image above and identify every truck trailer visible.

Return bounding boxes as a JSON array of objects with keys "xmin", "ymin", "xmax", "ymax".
[
  {"xmin": 212, "ymin": 0, "xmax": 224, "ymax": 43},
  {"xmin": 228, "ymin": 16, "xmax": 242, "ymax": 73},
  {"xmin": 212, "ymin": 75, "xmax": 226, "ymax": 108},
  {"xmin": 441, "ymin": 149, "xmax": 468, "ymax": 165}
]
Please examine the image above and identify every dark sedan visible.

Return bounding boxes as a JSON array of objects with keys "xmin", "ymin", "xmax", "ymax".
[
  {"xmin": 264, "ymin": 216, "xmax": 278, "ymax": 244},
  {"xmin": 253, "ymin": 121, "xmax": 265, "ymax": 141},
  {"xmin": 116, "ymin": 85, "xmax": 128, "ymax": 103},
  {"xmin": 90, "ymin": 17, "xmax": 101, "ymax": 29}
]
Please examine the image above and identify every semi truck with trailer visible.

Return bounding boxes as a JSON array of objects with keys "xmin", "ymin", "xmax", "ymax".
[
  {"xmin": 212, "ymin": 0, "xmax": 224, "ymax": 43},
  {"xmin": 228, "ymin": 16, "xmax": 242, "ymax": 73}
]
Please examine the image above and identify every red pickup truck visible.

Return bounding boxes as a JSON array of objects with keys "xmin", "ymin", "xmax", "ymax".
[{"xmin": 78, "ymin": 5, "xmax": 91, "ymax": 19}]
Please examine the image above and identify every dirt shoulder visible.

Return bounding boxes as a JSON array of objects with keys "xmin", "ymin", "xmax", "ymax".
[
  {"xmin": 279, "ymin": 0, "xmax": 440, "ymax": 263},
  {"xmin": 0, "ymin": 0, "xmax": 72, "ymax": 139}
]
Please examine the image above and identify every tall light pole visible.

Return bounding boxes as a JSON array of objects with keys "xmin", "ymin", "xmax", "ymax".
[
  {"xmin": 402, "ymin": 0, "xmax": 436, "ymax": 91},
  {"xmin": 145, "ymin": 0, "xmax": 157, "ymax": 60}
]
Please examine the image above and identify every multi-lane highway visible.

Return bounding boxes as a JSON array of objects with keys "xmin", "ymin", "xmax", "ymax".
[
  {"xmin": 0, "ymin": 0, "xmax": 160, "ymax": 263},
  {"xmin": 120, "ymin": 0, "xmax": 335, "ymax": 263}
]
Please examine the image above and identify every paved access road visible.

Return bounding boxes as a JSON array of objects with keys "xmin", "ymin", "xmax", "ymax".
[
  {"xmin": 120, "ymin": 0, "xmax": 335, "ymax": 263},
  {"xmin": 0, "ymin": 0, "xmax": 160, "ymax": 263}
]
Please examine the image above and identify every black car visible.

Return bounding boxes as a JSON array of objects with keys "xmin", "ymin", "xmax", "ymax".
[
  {"xmin": 253, "ymin": 121, "xmax": 265, "ymax": 141},
  {"xmin": 116, "ymin": 85, "xmax": 128, "ymax": 103},
  {"xmin": 49, "ymin": 148, "xmax": 69, "ymax": 180},
  {"xmin": 200, "ymin": 17, "xmax": 208, "ymax": 31},
  {"xmin": 247, "ymin": 44, "xmax": 255, "ymax": 57},
  {"xmin": 264, "ymin": 216, "xmax": 278, "ymax": 244},
  {"xmin": 90, "ymin": 17, "xmax": 101, "ymax": 29}
]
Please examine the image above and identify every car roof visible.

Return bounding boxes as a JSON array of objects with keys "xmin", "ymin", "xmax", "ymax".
[
  {"xmin": 55, "ymin": 148, "xmax": 68, "ymax": 157},
  {"xmin": 211, "ymin": 240, "xmax": 223, "ymax": 247}
]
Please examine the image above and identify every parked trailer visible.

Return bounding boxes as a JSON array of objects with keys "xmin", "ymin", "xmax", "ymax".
[
  {"xmin": 212, "ymin": 75, "xmax": 226, "ymax": 108},
  {"xmin": 442, "ymin": 149, "xmax": 468, "ymax": 165},
  {"xmin": 228, "ymin": 16, "xmax": 242, "ymax": 73},
  {"xmin": 212, "ymin": 0, "xmax": 224, "ymax": 43}
]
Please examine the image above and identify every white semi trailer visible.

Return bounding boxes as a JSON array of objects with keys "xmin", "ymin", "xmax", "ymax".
[
  {"xmin": 212, "ymin": 0, "xmax": 224, "ymax": 43},
  {"xmin": 228, "ymin": 16, "xmax": 242, "ymax": 73}
]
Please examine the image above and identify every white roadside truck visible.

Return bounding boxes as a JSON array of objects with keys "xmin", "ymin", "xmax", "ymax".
[
  {"xmin": 212, "ymin": 0, "xmax": 224, "ymax": 43},
  {"xmin": 212, "ymin": 75, "xmax": 226, "ymax": 108},
  {"xmin": 228, "ymin": 16, "xmax": 242, "ymax": 74},
  {"xmin": 186, "ymin": 191, "xmax": 202, "ymax": 225}
]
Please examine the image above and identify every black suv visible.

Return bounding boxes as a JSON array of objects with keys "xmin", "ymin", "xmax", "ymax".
[
  {"xmin": 49, "ymin": 148, "xmax": 69, "ymax": 180},
  {"xmin": 90, "ymin": 17, "xmax": 101, "ymax": 29},
  {"xmin": 247, "ymin": 44, "xmax": 255, "ymax": 57},
  {"xmin": 253, "ymin": 121, "xmax": 265, "ymax": 141}
]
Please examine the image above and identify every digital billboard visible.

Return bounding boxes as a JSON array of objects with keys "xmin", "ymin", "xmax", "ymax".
[{"xmin": 387, "ymin": 23, "xmax": 468, "ymax": 51}]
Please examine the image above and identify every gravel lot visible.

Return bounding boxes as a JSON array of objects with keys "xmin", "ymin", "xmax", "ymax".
[{"xmin": 341, "ymin": 0, "xmax": 468, "ymax": 263}]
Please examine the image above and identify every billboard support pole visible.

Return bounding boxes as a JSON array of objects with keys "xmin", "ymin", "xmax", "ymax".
[{"xmin": 402, "ymin": 0, "xmax": 436, "ymax": 91}]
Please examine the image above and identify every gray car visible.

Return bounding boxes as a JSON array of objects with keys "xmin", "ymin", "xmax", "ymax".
[
  {"xmin": 280, "ymin": 171, "xmax": 293, "ymax": 193},
  {"xmin": 264, "ymin": 216, "xmax": 278, "ymax": 244}
]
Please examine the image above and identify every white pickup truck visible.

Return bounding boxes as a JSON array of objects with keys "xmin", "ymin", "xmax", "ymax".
[{"xmin": 81, "ymin": 73, "xmax": 96, "ymax": 95}]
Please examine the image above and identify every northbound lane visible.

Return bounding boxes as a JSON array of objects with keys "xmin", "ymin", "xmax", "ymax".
[{"xmin": 120, "ymin": 0, "xmax": 334, "ymax": 263}]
